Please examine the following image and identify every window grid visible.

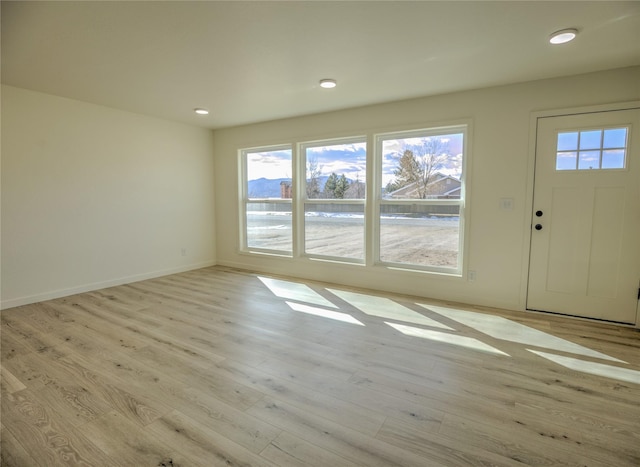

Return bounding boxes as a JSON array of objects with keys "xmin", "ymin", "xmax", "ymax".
[{"xmin": 556, "ymin": 127, "xmax": 628, "ymax": 171}]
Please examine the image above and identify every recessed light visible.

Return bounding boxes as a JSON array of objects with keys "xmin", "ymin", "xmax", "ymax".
[
  {"xmin": 319, "ymin": 79, "xmax": 337, "ymax": 89},
  {"xmin": 549, "ymin": 28, "xmax": 578, "ymax": 45},
  {"xmin": 194, "ymin": 108, "xmax": 209, "ymax": 115}
]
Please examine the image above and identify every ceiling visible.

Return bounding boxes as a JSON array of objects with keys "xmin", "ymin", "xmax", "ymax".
[{"xmin": 2, "ymin": 1, "xmax": 640, "ymax": 129}]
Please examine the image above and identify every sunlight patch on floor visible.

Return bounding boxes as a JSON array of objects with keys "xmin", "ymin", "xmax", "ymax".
[
  {"xmin": 385, "ymin": 322, "xmax": 509, "ymax": 356},
  {"xmin": 420, "ymin": 304, "xmax": 626, "ymax": 363},
  {"xmin": 258, "ymin": 277, "xmax": 338, "ymax": 308},
  {"xmin": 285, "ymin": 301, "xmax": 365, "ymax": 326},
  {"xmin": 328, "ymin": 289, "xmax": 453, "ymax": 330},
  {"xmin": 528, "ymin": 350, "xmax": 640, "ymax": 385}
]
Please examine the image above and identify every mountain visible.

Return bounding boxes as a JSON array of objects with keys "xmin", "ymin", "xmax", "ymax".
[
  {"xmin": 247, "ymin": 178, "xmax": 290, "ymax": 198},
  {"xmin": 248, "ymin": 176, "xmax": 333, "ymax": 198}
]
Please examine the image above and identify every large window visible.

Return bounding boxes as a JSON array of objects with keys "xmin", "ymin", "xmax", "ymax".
[
  {"xmin": 241, "ymin": 146, "xmax": 292, "ymax": 254},
  {"xmin": 239, "ymin": 123, "xmax": 468, "ymax": 275},
  {"xmin": 302, "ymin": 138, "xmax": 367, "ymax": 261},
  {"xmin": 376, "ymin": 126, "xmax": 466, "ymax": 273}
]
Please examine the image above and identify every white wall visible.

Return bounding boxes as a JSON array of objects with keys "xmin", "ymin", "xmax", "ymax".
[
  {"xmin": 213, "ymin": 66, "xmax": 640, "ymax": 312},
  {"xmin": 1, "ymin": 85, "xmax": 216, "ymax": 308}
]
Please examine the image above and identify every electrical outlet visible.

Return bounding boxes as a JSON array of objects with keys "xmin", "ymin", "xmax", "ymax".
[{"xmin": 181, "ymin": 248, "xmax": 187, "ymax": 257}]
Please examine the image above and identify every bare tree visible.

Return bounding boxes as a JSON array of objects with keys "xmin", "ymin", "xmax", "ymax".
[
  {"xmin": 346, "ymin": 172, "xmax": 365, "ymax": 199},
  {"xmin": 419, "ymin": 138, "xmax": 451, "ymax": 197},
  {"xmin": 306, "ymin": 156, "xmax": 322, "ymax": 199},
  {"xmin": 390, "ymin": 138, "xmax": 450, "ymax": 199}
]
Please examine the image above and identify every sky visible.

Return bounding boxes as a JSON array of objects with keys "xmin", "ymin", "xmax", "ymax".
[{"xmin": 246, "ymin": 133, "xmax": 465, "ymax": 185}]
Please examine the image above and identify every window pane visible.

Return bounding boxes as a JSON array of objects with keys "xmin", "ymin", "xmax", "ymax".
[
  {"xmin": 602, "ymin": 149, "xmax": 626, "ymax": 169},
  {"xmin": 304, "ymin": 203, "xmax": 364, "ymax": 259},
  {"xmin": 305, "ymin": 141, "xmax": 366, "ymax": 199},
  {"xmin": 379, "ymin": 204, "xmax": 460, "ymax": 269},
  {"xmin": 578, "ymin": 150, "xmax": 600, "ymax": 170},
  {"xmin": 246, "ymin": 149, "xmax": 292, "ymax": 199},
  {"xmin": 556, "ymin": 152, "xmax": 578, "ymax": 170},
  {"xmin": 246, "ymin": 202, "xmax": 292, "ymax": 251},
  {"xmin": 555, "ymin": 127, "xmax": 628, "ymax": 172},
  {"xmin": 579, "ymin": 130, "xmax": 602, "ymax": 150},
  {"xmin": 381, "ymin": 133, "xmax": 463, "ymax": 200},
  {"xmin": 556, "ymin": 151, "xmax": 577, "ymax": 170},
  {"xmin": 603, "ymin": 128, "xmax": 627, "ymax": 148},
  {"xmin": 243, "ymin": 147, "xmax": 292, "ymax": 254},
  {"xmin": 557, "ymin": 132, "xmax": 578, "ymax": 151}
]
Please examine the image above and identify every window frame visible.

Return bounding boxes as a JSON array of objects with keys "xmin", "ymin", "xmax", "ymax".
[
  {"xmin": 238, "ymin": 121, "xmax": 471, "ymax": 278},
  {"xmin": 239, "ymin": 144, "xmax": 294, "ymax": 256},
  {"xmin": 555, "ymin": 125, "xmax": 630, "ymax": 172},
  {"xmin": 374, "ymin": 125, "xmax": 468, "ymax": 276},
  {"xmin": 299, "ymin": 136, "xmax": 368, "ymax": 263}
]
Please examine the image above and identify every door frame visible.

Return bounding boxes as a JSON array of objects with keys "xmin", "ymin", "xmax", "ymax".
[{"xmin": 522, "ymin": 100, "xmax": 640, "ymax": 328}]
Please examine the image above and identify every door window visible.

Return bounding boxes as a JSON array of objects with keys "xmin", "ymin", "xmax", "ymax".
[{"xmin": 556, "ymin": 127, "xmax": 628, "ymax": 171}]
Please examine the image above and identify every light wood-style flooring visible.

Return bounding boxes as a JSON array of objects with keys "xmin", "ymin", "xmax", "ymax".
[{"xmin": 1, "ymin": 266, "xmax": 639, "ymax": 466}]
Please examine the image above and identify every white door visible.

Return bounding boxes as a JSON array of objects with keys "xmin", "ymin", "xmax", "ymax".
[{"xmin": 528, "ymin": 108, "xmax": 640, "ymax": 324}]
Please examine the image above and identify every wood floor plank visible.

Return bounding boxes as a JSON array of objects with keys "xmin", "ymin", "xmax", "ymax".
[
  {"xmin": 376, "ymin": 416, "xmax": 523, "ymax": 467},
  {"xmin": 80, "ymin": 410, "xmax": 185, "ymax": 466},
  {"xmin": 259, "ymin": 431, "xmax": 361, "ymax": 467},
  {"xmin": 345, "ymin": 368, "xmax": 518, "ymax": 428},
  {"xmin": 173, "ymin": 385, "xmax": 282, "ymax": 455},
  {"xmin": 31, "ymin": 381, "xmax": 111, "ymax": 428},
  {"xmin": 0, "ymin": 329, "xmax": 33, "ymax": 363},
  {"xmin": 1, "ymin": 313, "xmax": 67, "ymax": 359},
  {"xmin": 1, "ymin": 351, "xmax": 62, "ymax": 394},
  {"xmin": 146, "ymin": 409, "xmax": 280, "ymax": 467},
  {"xmin": 458, "ymin": 358, "xmax": 640, "ymax": 430},
  {"xmin": 251, "ymin": 355, "xmax": 444, "ymax": 433},
  {"xmin": 512, "ymin": 401, "xmax": 640, "ymax": 466},
  {"xmin": 215, "ymin": 357, "xmax": 387, "ymax": 437},
  {"xmin": 121, "ymin": 339, "xmax": 266, "ymax": 412},
  {"xmin": 44, "ymin": 302, "xmax": 152, "ymax": 353},
  {"xmin": 50, "ymin": 293, "xmax": 163, "ymax": 331},
  {"xmin": 1, "ymin": 390, "xmax": 117, "ymax": 466},
  {"xmin": 2, "ymin": 351, "xmax": 111, "ymax": 427},
  {"xmin": 0, "ymin": 365, "xmax": 27, "ymax": 394},
  {"xmin": 247, "ymin": 395, "xmax": 438, "ymax": 467},
  {"xmin": 437, "ymin": 412, "xmax": 591, "ymax": 467},
  {"xmin": 2, "ymin": 265, "xmax": 639, "ymax": 466},
  {"xmin": 53, "ymin": 353, "xmax": 170, "ymax": 427},
  {"xmin": 66, "ymin": 337, "xmax": 281, "ymax": 453},
  {"xmin": 0, "ymin": 424, "xmax": 40, "ymax": 467}
]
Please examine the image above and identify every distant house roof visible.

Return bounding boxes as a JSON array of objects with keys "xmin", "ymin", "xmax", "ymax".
[{"xmin": 386, "ymin": 172, "xmax": 461, "ymax": 199}]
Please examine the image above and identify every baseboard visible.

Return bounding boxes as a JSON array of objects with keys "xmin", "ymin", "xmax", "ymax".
[{"xmin": 1, "ymin": 260, "xmax": 217, "ymax": 310}]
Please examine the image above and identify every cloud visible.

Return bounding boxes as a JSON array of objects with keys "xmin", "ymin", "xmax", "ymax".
[
  {"xmin": 306, "ymin": 143, "xmax": 366, "ymax": 157},
  {"xmin": 247, "ymin": 149, "xmax": 292, "ymax": 180},
  {"xmin": 306, "ymin": 143, "xmax": 367, "ymax": 178},
  {"xmin": 246, "ymin": 133, "xmax": 465, "ymax": 183},
  {"xmin": 248, "ymin": 150, "xmax": 291, "ymax": 165}
]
